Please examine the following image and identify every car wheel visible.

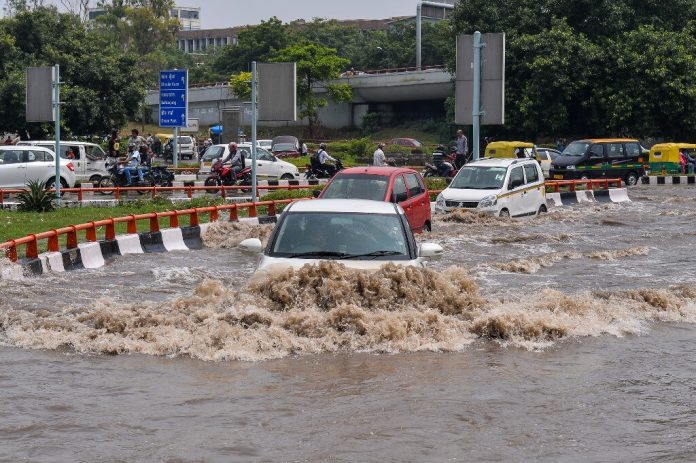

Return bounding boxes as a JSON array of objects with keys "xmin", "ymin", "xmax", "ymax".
[
  {"xmin": 46, "ymin": 177, "xmax": 69, "ymax": 196},
  {"xmin": 499, "ymin": 209, "xmax": 510, "ymax": 219},
  {"xmin": 537, "ymin": 204, "xmax": 547, "ymax": 215},
  {"xmin": 89, "ymin": 174, "xmax": 102, "ymax": 186},
  {"xmin": 280, "ymin": 173, "xmax": 295, "ymax": 180},
  {"xmin": 625, "ymin": 171, "xmax": 639, "ymax": 187}
]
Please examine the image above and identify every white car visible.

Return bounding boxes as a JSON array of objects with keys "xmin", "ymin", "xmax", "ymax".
[
  {"xmin": 199, "ymin": 143, "xmax": 300, "ymax": 180},
  {"xmin": 167, "ymin": 135, "xmax": 196, "ymax": 160},
  {"xmin": 0, "ymin": 145, "xmax": 76, "ymax": 189},
  {"xmin": 17, "ymin": 140, "xmax": 108, "ymax": 184},
  {"xmin": 435, "ymin": 158, "xmax": 547, "ymax": 218},
  {"xmin": 239, "ymin": 199, "xmax": 444, "ymax": 273},
  {"xmin": 257, "ymin": 139, "xmax": 273, "ymax": 150}
]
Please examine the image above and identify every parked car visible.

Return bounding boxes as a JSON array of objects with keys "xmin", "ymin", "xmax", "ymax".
[
  {"xmin": 320, "ymin": 167, "xmax": 432, "ymax": 232},
  {"xmin": 166, "ymin": 135, "xmax": 196, "ymax": 160},
  {"xmin": 549, "ymin": 138, "xmax": 646, "ymax": 186},
  {"xmin": 0, "ymin": 145, "xmax": 76, "ymax": 189},
  {"xmin": 257, "ymin": 139, "xmax": 273, "ymax": 150},
  {"xmin": 271, "ymin": 136, "xmax": 300, "ymax": 158},
  {"xmin": 238, "ymin": 199, "xmax": 444, "ymax": 274},
  {"xmin": 199, "ymin": 143, "xmax": 300, "ymax": 180},
  {"xmin": 435, "ymin": 158, "xmax": 547, "ymax": 218},
  {"xmin": 17, "ymin": 141, "xmax": 108, "ymax": 184},
  {"xmin": 391, "ymin": 138, "xmax": 424, "ymax": 149},
  {"xmin": 535, "ymin": 148, "xmax": 561, "ymax": 177}
]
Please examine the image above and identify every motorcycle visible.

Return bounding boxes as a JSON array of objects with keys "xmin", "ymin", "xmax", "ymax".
[
  {"xmin": 204, "ymin": 159, "xmax": 252, "ymax": 194},
  {"xmin": 98, "ymin": 161, "xmax": 154, "ymax": 195},
  {"xmin": 150, "ymin": 165, "xmax": 175, "ymax": 187},
  {"xmin": 423, "ymin": 150, "xmax": 458, "ymax": 178},
  {"xmin": 304, "ymin": 158, "xmax": 344, "ymax": 180}
]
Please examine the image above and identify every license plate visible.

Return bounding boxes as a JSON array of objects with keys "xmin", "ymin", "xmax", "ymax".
[
  {"xmin": 553, "ymin": 174, "xmax": 564, "ymax": 179},
  {"xmin": 203, "ymin": 162, "xmax": 211, "ymax": 168}
]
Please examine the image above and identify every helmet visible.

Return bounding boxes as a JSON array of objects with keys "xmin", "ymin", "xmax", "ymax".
[{"xmin": 319, "ymin": 143, "xmax": 326, "ymax": 150}]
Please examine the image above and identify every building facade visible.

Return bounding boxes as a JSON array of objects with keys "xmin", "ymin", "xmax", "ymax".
[
  {"xmin": 175, "ymin": 28, "xmax": 238, "ymax": 53},
  {"xmin": 87, "ymin": 4, "xmax": 201, "ymax": 30}
]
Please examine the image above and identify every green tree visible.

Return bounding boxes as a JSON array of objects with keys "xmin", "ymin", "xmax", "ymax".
[
  {"xmin": 0, "ymin": 7, "xmax": 149, "ymax": 134},
  {"xmin": 213, "ymin": 17, "xmax": 288, "ymax": 74},
  {"xmin": 271, "ymin": 43, "xmax": 352, "ymax": 136},
  {"xmin": 229, "ymin": 72, "xmax": 252, "ymax": 100}
]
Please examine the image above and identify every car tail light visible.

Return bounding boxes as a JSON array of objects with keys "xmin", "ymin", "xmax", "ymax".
[{"xmin": 66, "ymin": 162, "xmax": 74, "ymax": 171}]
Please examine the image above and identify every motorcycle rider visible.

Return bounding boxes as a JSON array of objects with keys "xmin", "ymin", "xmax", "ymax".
[
  {"xmin": 220, "ymin": 142, "xmax": 244, "ymax": 181},
  {"xmin": 120, "ymin": 143, "xmax": 145, "ymax": 186},
  {"xmin": 317, "ymin": 143, "xmax": 337, "ymax": 177}
]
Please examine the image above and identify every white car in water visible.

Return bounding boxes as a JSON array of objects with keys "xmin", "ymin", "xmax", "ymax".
[
  {"xmin": 199, "ymin": 143, "xmax": 300, "ymax": 180},
  {"xmin": 0, "ymin": 145, "xmax": 76, "ymax": 189},
  {"xmin": 435, "ymin": 158, "xmax": 547, "ymax": 218},
  {"xmin": 239, "ymin": 199, "xmax": 444, "ymax": 273}
]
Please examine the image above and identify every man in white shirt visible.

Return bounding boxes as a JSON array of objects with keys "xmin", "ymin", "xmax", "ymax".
[
  {"xmin": 373, "ymin": 143, "xmax": 387, "ymax": 166},
  {"xmin": 120, "ymin": 143, "xmax": 144, "ymax": 186},
  {"xmin": 317, "ymin": 143, "xmax": 338, "ymax": 176}
]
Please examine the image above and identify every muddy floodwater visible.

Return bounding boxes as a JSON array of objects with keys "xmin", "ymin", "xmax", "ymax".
[{"xmin": 2, "ymin": 185, "xmax": 696, "ymax": 462}]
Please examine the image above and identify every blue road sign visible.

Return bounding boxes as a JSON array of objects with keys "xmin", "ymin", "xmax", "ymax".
[{"xmin": 159, "ymin": 70, "xmax": 188, "ymax": 128}]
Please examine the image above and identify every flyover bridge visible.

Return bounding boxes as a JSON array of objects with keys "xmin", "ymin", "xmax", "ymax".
[{"xmin": 144, "ymin": 67, "xmax": 453, "ymax": 130}]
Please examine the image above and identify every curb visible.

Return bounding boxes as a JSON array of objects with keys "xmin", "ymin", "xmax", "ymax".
[
  {"xmin": 17, "ymin": 216, "xmax": 278, "ymax": 276},
  {"xmin": 641, "ymin": 175, "xmax": 696, "ymax": 185},
  {"xmin": 546, "ymin": 188, "xmax": 630, "ymax": 207}
]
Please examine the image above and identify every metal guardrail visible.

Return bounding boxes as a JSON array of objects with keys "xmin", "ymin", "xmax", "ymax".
[
  {"xmin": 545, "ymin": 178, "xmax": 623, "ymax": 192},
  {"xmin": 0, "ymin": 198, "xmax": 306, "ymax": 262}
]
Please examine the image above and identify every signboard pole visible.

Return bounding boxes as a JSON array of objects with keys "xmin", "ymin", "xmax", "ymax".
[
  {"xmin": 472, "ymin": 31, "xmax": 482, "ymax": 161},
  {"xmin": 251, "ymin": 61, "xmax": 258, "ymax": 202},
  {"xmin": 53, "ymin": 64, "xmax": 61, "ymax": 204},
  {"xmin": 158, "ymin": 69, "xmax": 188, "ymax": 169}
]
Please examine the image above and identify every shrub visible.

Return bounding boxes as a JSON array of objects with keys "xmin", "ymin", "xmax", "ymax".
[
  {"xmin": 261, "ymin": 186, "xmax": 323, "ymax": 202},
  {"xmin": 17, "ymin": 180, "xmax": 56, "ymax": 212},
  {"xmin": 361, "ymin": 112, "xmax": 380, "ymax": 135}
]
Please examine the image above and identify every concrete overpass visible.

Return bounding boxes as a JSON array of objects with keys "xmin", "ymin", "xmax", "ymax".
[{"xmin": 144, "ymin": 67, "xmax": 453, "ymax": 130}]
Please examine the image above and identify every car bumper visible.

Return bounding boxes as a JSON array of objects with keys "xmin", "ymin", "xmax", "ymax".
[{"xmin": 548, "ymin": 169, "xmax": 581, "ymax": 180}]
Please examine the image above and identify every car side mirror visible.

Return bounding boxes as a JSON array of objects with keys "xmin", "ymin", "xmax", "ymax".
[
  {"xmin": 312, "ymin": 189, "xmax": 321, "ymax": 198},
  {"xmin": 419, "ymin": 242, "xmax": 444, "ymax": 259},
  {"xmin": 239, "ymin": 238, "xmax": 263, "ymax": 254}
]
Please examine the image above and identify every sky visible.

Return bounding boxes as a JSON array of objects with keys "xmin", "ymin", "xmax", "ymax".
[{"xmin": 0, "ymin": 0, "xmax": 419, "ymax": 27}]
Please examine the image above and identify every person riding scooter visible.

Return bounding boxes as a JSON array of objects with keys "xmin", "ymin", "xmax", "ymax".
[
  {"xmin": 119, "ymin": 143, "xmax": 145, "ymax": 186},
  {"xmin": 316, "ymin": 143, "xmax": 337, "ymax": 177}
]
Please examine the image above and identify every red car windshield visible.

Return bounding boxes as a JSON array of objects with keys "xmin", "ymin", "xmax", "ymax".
[{"xmin": 321, "ymin": 175, "xmax": 390, "ymax": 201}]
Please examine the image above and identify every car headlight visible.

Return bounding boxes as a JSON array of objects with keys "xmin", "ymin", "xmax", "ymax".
[
  {"xmin": 566, "ymin": 165, "xmax": 576, "ymax": 170},
  {"xmin": 436, "ymin": 193, "xmax": 445, "ymax": 208},
  {"xmin": 478, "ymin": 195, "xmax": 497, "ymax": 208}
]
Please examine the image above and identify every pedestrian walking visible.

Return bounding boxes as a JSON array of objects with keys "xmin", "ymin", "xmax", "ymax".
[{"xmin": 455, "ymin": 129, "xmax": 468, "ymax": 169}]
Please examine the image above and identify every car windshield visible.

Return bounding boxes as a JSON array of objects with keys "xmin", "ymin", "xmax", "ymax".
[
  {"xmin": 321, "ymin": 175, "xmax": 389, "ymax": 201},
  {"xmin": 177, "ymin": 136, "xmax": 192, "ymax": 144},
  {"xmin": 270, "ymin": 211, "xmax": 409, "ymax": 259},
  {"xmin": 201, "ymin": 146, "xmax": 225, "ymax": 161},
  {"xmin": 449, "ymin": 166, "xmax": 507, "ymax": 190},
  {"xmin": 273, "ymin": 143, "xmax": 297, "ymax": 152},
  {"xmin": 562, "ymin": 142, "xmax": 590, "ymax": 156}
]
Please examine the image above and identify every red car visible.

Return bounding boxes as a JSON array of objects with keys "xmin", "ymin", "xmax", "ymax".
[{"xmin": 319, "ymin": 167, "xmax": 432, "ymax": 232}]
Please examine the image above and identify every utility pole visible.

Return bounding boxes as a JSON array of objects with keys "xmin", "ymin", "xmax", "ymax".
[
  {"xmin": 472, "ymin": 31, "xmax": 483, "ymax": 160},
  {"xmin": 53, "ymin": 64, "xmax": 61, "ymax": 204},
  {"xmin": 250, "ymin": 61, "xmax": 258, "ymax": 202}
]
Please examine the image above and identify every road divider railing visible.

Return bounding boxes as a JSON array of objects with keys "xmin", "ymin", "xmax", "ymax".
[
  {"xmin": 545, "ymin": 178, "xmax": 623, "ymax": 192},
  {"xmin": 0, "ymin": 184, "xmax": 326, "ymax": 204},
  {"xmin": 0, "ymin": 198, "xmax": 307, "ymax": 263}
]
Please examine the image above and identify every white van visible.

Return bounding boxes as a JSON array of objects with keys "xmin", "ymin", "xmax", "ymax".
[
  {"xmin": 435, "ymin": 158, "xmax": 547, "ymax": 217},
  {"xmin": 17, "ymin": 141, "xmax": 108, "ymax": 184}
]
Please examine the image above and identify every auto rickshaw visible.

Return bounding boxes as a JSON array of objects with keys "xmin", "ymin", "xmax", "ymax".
[
  {"xmin": 485, "ymin": 141, "xmax": 537, "ymax": 159},
  {"xmin": 648, "ymin": 143, "xmax": 696, "ymax": 174}
]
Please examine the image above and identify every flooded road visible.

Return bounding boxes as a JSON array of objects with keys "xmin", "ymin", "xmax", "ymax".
[{"xmin": 2, "ymin": 185, "xmax": 696, "ymax": 461}]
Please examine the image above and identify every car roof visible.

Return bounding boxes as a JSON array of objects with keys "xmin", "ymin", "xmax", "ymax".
[
  {"xmin": 575, "ymin": 138, "xmax": 639, "ymax": 143},
  {"xmin": 0, "ymin": 145, "xmax": 53, "ymax": 151},
  {"xmin": 486, "ymin": 141, "xmax": 535, "ymax": 149},
  {"xmin": 18, "ymin": 140, "xmax": 99, "ymax": 146},
  {"xmin": 272, "ymin": 136, "xmax": 298, "ymax": 142},
  {"xmin": 338, "ymin": 166, "xmax": 421, "ymax": 176},
  {"xmin": 465, "ymin": 158, "xmax": 537, "ymax": 167},
  {"xmin": 287, "ymin": 199, "xmax": 400, "ymax": 214}
]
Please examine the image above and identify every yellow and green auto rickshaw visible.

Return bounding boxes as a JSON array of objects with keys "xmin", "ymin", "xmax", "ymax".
[
  {"xmin": 485, "ymin": 141, "xmax": 537, "ymax": 159},
  {"xmin": 648, "ymin": 143, "xmax": 696, "ymax": 175}
]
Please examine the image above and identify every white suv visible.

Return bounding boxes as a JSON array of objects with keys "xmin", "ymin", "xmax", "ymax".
[
  {"xmin": 435, "ymin": 158, "xmax": 547, "ymax": 217},
  {"xmin": 0, "ymin": 146, "xmax": 76, "ymax": 189},
  {"xmin": 17, "ymin": 141, "xmax": 108, "ymax": 184}
]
